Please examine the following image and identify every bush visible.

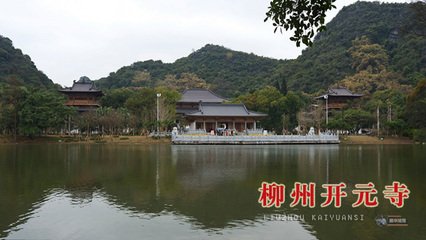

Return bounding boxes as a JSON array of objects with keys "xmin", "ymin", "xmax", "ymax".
[{"xmin": 327, "ymin": 118, "xmax": 351, "ymax": 131}]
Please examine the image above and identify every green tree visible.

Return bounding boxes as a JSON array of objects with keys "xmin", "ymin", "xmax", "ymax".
[
  {"xmin": 101, "ymin": 88, "xmax": 134, "ymax": 109},
  {"xmin": 342, "ymin": 109, "xmax": 374, "ymax": 130},
  {"xmin": 157, "ymin": 73, "xmax": 210, "ymax": 92},
  {"xmin": 123, "ymin": 87, "xmax": 180, "ymax": 132},
  {"xmin": 405, "ymin": 79, "xmax": 426, "ymax": 129},
  {"xmin": 18, "ymin": 89, "xmax": 73, "ymax": 137},
  {"xmin": 236, "ymin": 86, "xmax": 304, "ymax": 133},
  {"xmin": 0, "ymin": 83, "xmax": 27, "ymax": 140},
  {"xmin": 125, "ymin": 88, "xmax": 156, "ymax": 130},
  {"xmin": 265, "ymin": 0, "xmax": 336, "ymax": 46}
]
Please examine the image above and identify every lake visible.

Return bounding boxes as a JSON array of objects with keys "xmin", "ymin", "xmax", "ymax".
[{"xmin": 0, "ymin": 144, "xmax": 425, "ymax": 239}]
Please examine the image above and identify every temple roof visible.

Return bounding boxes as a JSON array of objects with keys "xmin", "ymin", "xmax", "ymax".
[
  {"xmin": 185, "ymin": 103, "xmax": 267, "ymax": 117},
  {"xmin": 316, "ymin": 87, "xmax": 363, "ymax": 99},
  {"xmin": 59, "ymin": 76, "xmax": 102, "ymax": 93},
  {"xmin": 178, "ymin": 89, "xmax": 226, "ymax": 103}
]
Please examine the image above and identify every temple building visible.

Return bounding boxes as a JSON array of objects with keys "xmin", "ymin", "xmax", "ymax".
[
  {"xmin": 177, "ymin": 89, "xmax": 267, "ymax": 132},
  {"xmin": 59, "ymin": 76, "xmax": 103, "ymax": 112},
  {"xmin": 315, "ymin": 87, "xmax": 363, "ymax": 110}
]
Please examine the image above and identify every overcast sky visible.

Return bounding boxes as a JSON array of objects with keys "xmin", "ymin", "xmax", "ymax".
[{"xmin": 0, "ymin": 0, "xmax": 411, "ymax": 86}]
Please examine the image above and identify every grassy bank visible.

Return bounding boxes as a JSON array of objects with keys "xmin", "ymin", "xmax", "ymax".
[{"xmin": 340, "ymin": 135, "xmax": 414, "ymax": 144}]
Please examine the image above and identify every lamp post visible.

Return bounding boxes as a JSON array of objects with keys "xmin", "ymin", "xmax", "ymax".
[
  {"xmin": 377, "ymin": 105, "xmax": 380, "ymax": 137},
  {"xmin": 156, "ymin": 93, "xmax": 161, "ymax": 134},
  {"xmin": 324, "ymin": 95, "xmax": 329, "ymax": 125}
]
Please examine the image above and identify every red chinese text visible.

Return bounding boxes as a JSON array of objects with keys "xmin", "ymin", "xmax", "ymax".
[
  {"xmin": 258, "ymin": 182, "xmax": 285, "ymax": 208},
  {"xmin": 352, "ymin": 182, "xmax": 379, "ymax": 207},
  {"xmin": 383, "ymin": 181, "xmax": 410, "ymax": 208},
  {"xmin": 320, "ymin": 183, "xmax": 347, "ymax": 208},
  {"xmin": 290, "ymin": 182, "xmax": 316, "ymax": 208}
]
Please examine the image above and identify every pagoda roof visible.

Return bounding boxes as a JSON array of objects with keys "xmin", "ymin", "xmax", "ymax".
[
  {"xmin": 59, "ymin": 76, "xmax": 102, "ymax": 93},
  {"xmin": 316, "ymin": 87, "xmax": 363, "ymax": 99}
]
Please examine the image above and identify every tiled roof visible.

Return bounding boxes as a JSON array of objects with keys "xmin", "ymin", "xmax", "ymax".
[
  {"xmin": 316, "ymin": 87, "xmax": 363, "ymax": 99},
  {"xmin": 59, "ymin": 77, "xmax": 102, "ymax": 93},
  {"xmin": 178, "ymin": 89, "xmax": 226, "ymax": 103},
  {"xmin": 185, "ymin": 103, "xmax": 267, "ymax": 117}
]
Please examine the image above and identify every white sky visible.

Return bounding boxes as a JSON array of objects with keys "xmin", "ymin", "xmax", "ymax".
[{"xmin": 0, "ymin": 0, "xmax": 412, "ymax": 86}]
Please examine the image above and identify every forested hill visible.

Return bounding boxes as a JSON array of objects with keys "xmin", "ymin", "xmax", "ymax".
[
  {"xmin": 0, "ymin": 35, "xmax": 53, "ymax": 88},
  {"xmin": 282, "ymin": 1, "xmax": 425, "ymax": 93},
  {"xmin": 96, "ymin": 1, "xmax": 425, "ymax": 96},
  {"xmin": 172, "ymin": 45, "xmax": 284, "ymax": 96},
  {"xmin": 96, "ymin": 44, "xmax": 283, "ymax": 97}
]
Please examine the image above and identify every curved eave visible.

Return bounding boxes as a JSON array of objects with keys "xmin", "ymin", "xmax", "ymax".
[
  {"xmin": 185, "ymin": 114, "xmax": 267, "ymax": 117},
  {"xmin": 59, "ymin": 90, "xmax": 104, "ymax": 96}
]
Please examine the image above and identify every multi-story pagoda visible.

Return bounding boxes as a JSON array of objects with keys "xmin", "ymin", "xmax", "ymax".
[{"xmin": 59, "ymin": 76, "xmax": 103, "ymax": 112}]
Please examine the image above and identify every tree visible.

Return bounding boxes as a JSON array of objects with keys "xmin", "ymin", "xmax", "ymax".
[
  {"xmin": 405, "ymin": 79, "xmax": 426, "ymax": 141},
  {"xmin": 125, "ymin": 88, "xmax": 156, "ymax": 130},
  {"xmin": 404, "ymin": 0, "xmax": 426, "ymax": 37},
  {"xmin": 405, "ymin": 79, "xmax": 426, "ymax": 129},
  {"xmin": 18, "ymin": 89, "xmax": 73, "ymax": 137},
  {"xmin": 0, "ymin": 83, "xmax": 27, "ymax": 139},
  {"xmin": 101, "ymin": 88, "xmax": 134, "ymax": 109},
  {"xmin": 157, "ymin": 73, "xmax": 210, "ymax": 91},
  {"xmin": 336, "ymin": 36, "xmax": 408, "ymax": 95},
  {"xmin": 123, "ymin": 87, "xmax": 180, "ymax": 132},
  {"xmin": 155, "ymin": 87, "xmax": 180, "ymax": 130},
  {"xmin": 342, "ymin": 109, "xmax": 374, "ymax": 130},
  {"xmin": 273, "ymin": 73, "xmax": 288, "ymax": 95},
  {"xmin": 265, "ymin": 0, "xmax": 336, "ymax": 46},
  {"xmin": 75, "ymin": 110, "xmax": 98, "ymax": 136},
  {"xmin": 348, "ymin": 36, "xmax": 388, "ymax": 74},
  {"xmin": 236, "ymin": 86, "xmax": 305, "ymax": 133},
  {"xmin": 131, "ymin": 70, "xmax": 151, "ymax": 85}
]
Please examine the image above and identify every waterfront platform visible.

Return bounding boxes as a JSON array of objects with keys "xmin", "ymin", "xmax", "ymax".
[{"xmin": 172, "ymin": 134, "xmax": 340, "ymax": 145}]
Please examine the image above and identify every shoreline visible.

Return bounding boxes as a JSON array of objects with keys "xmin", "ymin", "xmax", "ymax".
[
  {"xmin": 0, "ymin": 135, "xmax": 417, "ymax": 145},
  {"xmin": 340, "ymin": 135, "xmax": 414, "ymax": 145}
]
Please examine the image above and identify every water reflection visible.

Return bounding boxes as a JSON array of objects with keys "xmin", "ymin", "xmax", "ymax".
[{"xmin": 0, "ymin": 144, "xmax": 425, "ymax": 239}]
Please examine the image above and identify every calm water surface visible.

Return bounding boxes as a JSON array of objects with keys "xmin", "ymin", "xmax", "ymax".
[{"xmin": 0, "ymin": 144, "xmax": 425, "ymax": 240}]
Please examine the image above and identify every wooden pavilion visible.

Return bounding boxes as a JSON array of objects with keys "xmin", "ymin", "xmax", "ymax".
[{"xmin": 59, "ymin": 76, "xmax": 103, "ymax": 112}]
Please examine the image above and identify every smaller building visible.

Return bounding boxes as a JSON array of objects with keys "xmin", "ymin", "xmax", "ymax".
[
  {"xmin": 316, "ymin": 87, "xmax": 362, "ymax": 110},
  {"xmin": 59, "ymin": 76, "xmax": 103, "ymax": 112}
]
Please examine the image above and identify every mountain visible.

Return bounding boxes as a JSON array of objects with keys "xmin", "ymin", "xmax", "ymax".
[
  {"xmin": 96, "ymin": 1, "xmax": 425, "ymax": 96},
  {"xmin": 0, "ymin": 35, "xmax": 53, "ymax": 88},
  {"xmin": 97, "ymin": 44, "xmax": 283, "ymax": 97},
  {"xmin": 281, "ymin": 1, "xmax": 426, "ymax": 93}
]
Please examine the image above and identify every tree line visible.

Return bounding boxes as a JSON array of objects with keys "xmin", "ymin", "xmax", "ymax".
[{"xmin": 0, "ymin": 83, "xmax": 181, "ymax": 139}]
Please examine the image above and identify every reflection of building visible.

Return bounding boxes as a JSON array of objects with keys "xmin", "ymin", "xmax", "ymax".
[
  {"xmin": 59, "ymin": 76, "xmax": 103, "ymax": 112},
  {"xmin": 176, "ymin": 89, "xmax": 266, "ymax": 132},
  {"xmin": 316, "ymin": 88, "xmax": 362, "ymax": 110}
]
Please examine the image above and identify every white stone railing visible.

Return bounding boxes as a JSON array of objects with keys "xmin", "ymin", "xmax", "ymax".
[{"xmin": 172, "ymin": 134, "xmax": 339, "ymax": 144}]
